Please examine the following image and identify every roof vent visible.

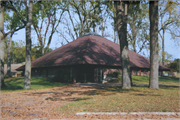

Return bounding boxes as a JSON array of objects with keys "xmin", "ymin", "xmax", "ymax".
[{"xmin": 80, "ymin": 32, "xmax": 101, "ymax": 37}]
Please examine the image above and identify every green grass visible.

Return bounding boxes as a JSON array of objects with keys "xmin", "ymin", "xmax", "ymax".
[
  {"xmin": 59, "ymin": 84, "xmax": 179, "ymax": 115},
  {"xmin": 1, "ymin": 75, "xmax": 179, "ymax": 92},
  {"xmin": 1, "ymin": 77, "xmax": 68, "ymax": 92},
  {"xmin": 131, "ymin": 75, "xmax": 179, "ymax": 83}
]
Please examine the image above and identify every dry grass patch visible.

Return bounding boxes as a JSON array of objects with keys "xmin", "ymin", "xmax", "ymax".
[{"xmin": 59, "ymin": 84, "xmax": 179, "ymax": 116}]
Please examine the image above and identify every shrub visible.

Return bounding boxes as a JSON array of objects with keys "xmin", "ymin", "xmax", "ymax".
[
  {"xmin": 166, "ymin": 59, "xmax": 179, "ymax": 72},
  {"xmin": 113, "ymin": 71, "xmax": 121, "ymax": 77}
]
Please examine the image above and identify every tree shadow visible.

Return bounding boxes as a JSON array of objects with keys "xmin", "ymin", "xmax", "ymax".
[
  {"xmin": 2, "ymin": 78, "xmax": 24, "ymax": 91},
  {"xmin": 131, "ymin": 93, "xmax": 161, "ymax": 96},
  {"xmin": 22, "ymin": 84, "xmax": 147, "ymax": 102},
  {"xmin": 159, "ymin": 85, "xmax": 179, "ymax": 90},
  {"xmin": 1, "ymin": 77, "xmax": 68, "ymax": 91},
  {"xmin": 1, "ymin": 85, "xmax": 23, "ymax": 91}
]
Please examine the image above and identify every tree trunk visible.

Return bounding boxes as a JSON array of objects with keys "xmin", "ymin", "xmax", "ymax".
[
  {"xmin": 149, "ymin": 1, "xmax": 159, "ymax": 89},
  {"xmin": 24, "ymin": 0, "xmax": 33, "ymax": 89},
  {"xmin": 113, "ymin": 10, "xmax": 116, "ymax": 43},
  {"xmin": 0, "ymin": 0, "xmax": 5, "ymax": 87},
  {"xmin": 101, "ymin": 14, "xmax": 104, "ymax": 37},
  {"xmin": 7, "ymin": 33, "xmax": 13, "ymax": 77},
  {"xmin": 116, "ymin": 31, "xmax": 119, "ymax": 44},
  {"xmin": 42, "ymin": 45, "xmax": 44, "ymax": 55},
  {"xmin": 132, "ymin": 23, "xmax": 137, "ymax": 53},
  {"xmin": 115, "ymin": 1, "xmax": 131, "ymax": 89},
  {"xmin": 114, "ymin": 30, "xmax": 116, "ymax": 43},
  {"xmin": 162, "ymin": 28, "xmax": 165, "ymax": 65}
]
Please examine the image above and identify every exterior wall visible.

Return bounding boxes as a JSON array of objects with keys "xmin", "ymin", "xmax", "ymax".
[
  {"xmin": 103, "ymin": 68, "xmax": 150, "ymax": 76},
  {"xmin": 168, "ymin": 72, "xmax": 177, "ymax": 77},
  {"xmin": 4, "ymin": 64, "xmax": 23, "ymax": 77},
  {"xmin": 103, "ymin": 69, "xmax": 122, "ymax": 75},
  {"xmin": 32, "ymin": 68, "xmax": 56, "ymax": 77},
  {"xmin": 31, "ymin": 66, "xmax": 95, "ymax": 83},
  {"xmin": 31, "ymin": 67, "xmax": 169, "ymax": 83}
]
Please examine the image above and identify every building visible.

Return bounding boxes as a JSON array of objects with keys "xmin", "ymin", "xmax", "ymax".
[
  {"xmin": 4, "ymin": 64, "xmax": 23, "ymax": 77},
  {"xmin": 16, "ymin": 33, "xmax": 170, "ymax": 83}
]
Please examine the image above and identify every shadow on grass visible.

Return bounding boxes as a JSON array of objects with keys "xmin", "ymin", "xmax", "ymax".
[
  {"xmin": 2, "ymin": 77, "xmax": 24, "ymax": 91},
  {"xmin": 22, "ymin": 85, "xmax": 150, "ymax": 102},
  {"xmin": 1, "ymin": 77, "xmax": 68, "ymax": 91},
  {"xmin": 159, "ymin": 85, "xmax": 179, "ymax": 90},
  {"xmin": 1, "ymin": 85, "xmax": 23, "ymax": 91},
  {"xmin": 131, "ymin": 93, "xmax": 161, "ymax": 96},
  {"xmin": 159, "ymin": 76, "xmax": 179, "ymax": 82}
]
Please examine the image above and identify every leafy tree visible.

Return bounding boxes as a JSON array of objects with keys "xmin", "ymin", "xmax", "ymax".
[
  {"xmin": 2, "ymin": 0, "xmax": 33, "ymax": 89},
  {"xmin": 4, "ymin": 10, "xmax": 24, "ymax": 77},
  {"xmin": 59, "ymin": 0, "xmax": 106, "ymax": 42},
  {"xmin": 4, "ymin": 39, "xmax": 52, "ymax": 64},
  {"xmin": 114, "ymin": 1, "xmax": 131, "ymax": 89},
  {"xmin": 149, "ymin": 1, "xmax": 159, "ymax": 89},
  {"xmin": 128, "ymin": 1, "xmax": 150, "ymax": 54},
  {"xmin": 1, "ymin": 1, "xmax": 25, "ymax": 86},
  {"xmin": 159, "ymin": 0, "xmax": 180, "ymax": 65},
  {"xmin": 32, "ymin": 1, "xmax": 66, "ymax": 55},
  {"xmin": 166, "ymin": 59, "xmax": 179, "ymax": 72}
]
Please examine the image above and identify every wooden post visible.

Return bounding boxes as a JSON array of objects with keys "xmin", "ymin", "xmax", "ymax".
[
  {"xmin": 94, "ymin": 68, "xmax": 98, "ymax": 83},
  {"xmin": 70, "ymin": 67, "xmax": 72, "ymax": 82},
  {"xmin": 100, "ymin": 67, "xmax": 103, "ymax": 82},
  {"xmin": 84, "ymin": 74, "xmax": 86, "ymax": 83},
  {"xmin": 46, "ymin": 68, "xmax": 48, "ymax": 77},
  {"xmin": 39, "ymin": 69, "xmax": 41, "ymax": 77}
]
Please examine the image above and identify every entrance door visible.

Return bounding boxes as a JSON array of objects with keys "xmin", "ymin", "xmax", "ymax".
[{"xmin": 76, "ymin": 67, "xmax": 94, "ymax": 83}]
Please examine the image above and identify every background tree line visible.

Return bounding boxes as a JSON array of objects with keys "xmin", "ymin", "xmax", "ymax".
[{"xmin": 4, "ymin": 38, "xmax": 52, "ymax": 64}]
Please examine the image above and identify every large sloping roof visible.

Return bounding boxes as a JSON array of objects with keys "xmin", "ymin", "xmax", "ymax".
[{"xmin": 17, "ymin": 34, "xmax": 169, "ymax": 71}]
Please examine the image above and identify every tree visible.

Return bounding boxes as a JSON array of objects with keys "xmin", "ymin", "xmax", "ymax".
[
  {"xmin": 128, "ymin": 1, "xmax": 150, "ymax": 54},
  {"xmin": 115, "ymin": 1, "xmax": 131, "ymax": 89},
  {"xmin": 59, "ymin": 0, "xmax": 105, "ymax": 42},
  {"xmin": 6, "ymin": 33, "xmax": 12, "ymax": 77},
  {"xmin": 24, "ymin": 0, "xmax": 33, "ymax": 89},
  {"xmin": 149, "ymin": 1, "xmax": 159, "ymax": 89},
  {"xmin": 166, "ymin": 59, "xmax": 179, "ymax": 72},
  {"xmin": 2, "ymin": 0, "xmax": 33, "ymax": 89},
  {"xmin": 0, "ymin": 0, "xmax": 5, "ymax": 87},
  {"xmin": 32, "ymin": 1, "xmax": 66, "ymax": 55},
  {"xmin": 159, "ymin": 0, "xmax": 180, "ymax": 65},
  {"xmin": 4, "ymin": 10, "xmax": 24, "ymax": 77},
  {"xmin": 4, "ymin": 39, "xmax": 52, "ymax": 64},
  {"xmin": 1, "ymin": 1, "xmax": 26, "ymax": 86}
]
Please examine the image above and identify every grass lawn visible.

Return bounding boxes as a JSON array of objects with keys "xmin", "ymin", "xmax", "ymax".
[
  {"xmin": 131, "ymin": 75, "xmax": 179, "ymax": 83},
  {"xmin": 1, "ymin": 77, "xmax": 68, "ymax": 92},
  {"xmin": 1, "ymin": 75, "xmax": 179, "ymax": 92},
  {"xmin": 59, "ymin": 84, "xmax": 179, "ymax": 115}
]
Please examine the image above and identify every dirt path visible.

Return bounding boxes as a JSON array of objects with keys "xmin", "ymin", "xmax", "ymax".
[{"xmin": 1, "ymin": 84, "xmax": 179, "ymax": 119}]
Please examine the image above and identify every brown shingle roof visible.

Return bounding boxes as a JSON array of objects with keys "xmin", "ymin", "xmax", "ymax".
[{"xmin": 16, "ymin": 35, "xmax": 169, "ymax": 71}]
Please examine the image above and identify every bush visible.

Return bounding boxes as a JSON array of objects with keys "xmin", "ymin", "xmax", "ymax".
[
  {"xmin": 106, "ymin": 71, "xmax": 121, "ymax": 78},
  {"xmin": 166, "ymin": 59, "xmax": 179, "ymax": 72},
  {"xmin": 113, "ymin": 71, "xmax": 121, "ymax": 77}
]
